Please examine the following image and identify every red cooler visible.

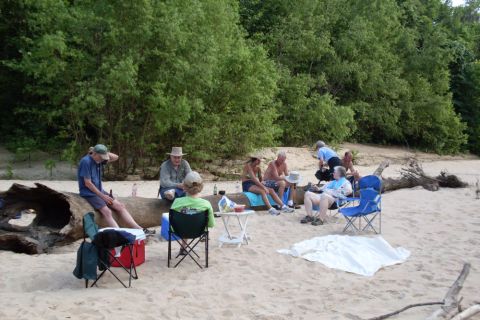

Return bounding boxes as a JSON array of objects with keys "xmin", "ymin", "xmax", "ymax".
[{"xmin": 100, "ymin": 228, "xmax": 146, "ymax": 267}]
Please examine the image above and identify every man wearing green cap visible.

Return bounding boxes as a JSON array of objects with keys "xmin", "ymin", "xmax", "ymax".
[{"xmin": 77, "ymin": 144, "xmax": 142, "ymax": 229}]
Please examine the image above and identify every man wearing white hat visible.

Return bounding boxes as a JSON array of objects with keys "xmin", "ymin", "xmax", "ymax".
[{"xmin": 159, "ymin": 147, "xmax": 192, "ymax": 201}]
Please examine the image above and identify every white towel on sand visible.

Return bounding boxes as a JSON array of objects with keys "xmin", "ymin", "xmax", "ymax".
[{"xmin": 278, "ymin": 235, "xmax": 410, "ymax": 276}]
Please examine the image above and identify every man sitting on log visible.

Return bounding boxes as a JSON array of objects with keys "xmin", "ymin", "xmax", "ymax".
[
  {"xmin": 159, "ymin": 147, "xmax": 191, "ymax": 201},
  {"xmin": 78, "ymin": 144, "xmax": 142, "ymax": 229},
  {"xmin": 262, "ymin": 150, "xmax": 294, "ymax": 207}
]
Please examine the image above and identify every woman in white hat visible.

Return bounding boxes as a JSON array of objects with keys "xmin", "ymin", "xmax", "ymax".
[
  {"xmin": 241, "ymin": 156, "xmax": 294, "ymax": 215},
  {"xmin": 302, "ymin": 166, "xmax": 352, "ymax": 225}
]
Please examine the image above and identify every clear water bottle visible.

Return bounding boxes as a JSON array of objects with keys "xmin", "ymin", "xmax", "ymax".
[{"xmin": 132, "ymin": 183, "xmax": 138, "ymax": 197}]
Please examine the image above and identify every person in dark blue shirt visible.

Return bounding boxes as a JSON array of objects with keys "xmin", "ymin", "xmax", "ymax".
[{"xmin": 78, "ymin": 144, "xmax": 142, "ymax": 229}]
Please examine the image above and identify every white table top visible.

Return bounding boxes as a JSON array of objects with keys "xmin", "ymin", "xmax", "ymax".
[{"xmin": 217, "ymin": 209, "xmax": 255, "ymax": 216}]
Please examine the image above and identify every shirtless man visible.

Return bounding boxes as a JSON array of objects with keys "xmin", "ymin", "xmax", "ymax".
[{"xmin": 262, "ymin": 150, "xmax": 294, "ymax": 207}]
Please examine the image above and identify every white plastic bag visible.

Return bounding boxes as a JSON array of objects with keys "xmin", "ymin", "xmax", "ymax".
[{"xmin": 218, "ymin": 195, "xmax": 237, "ymax": 213}]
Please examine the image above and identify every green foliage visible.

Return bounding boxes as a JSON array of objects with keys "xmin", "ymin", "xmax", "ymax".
[
  {"xmin": 446, "ymin": 1, "xmax": 480, "ymax": 154},
  {"xmin": 44, "ymin": 159, "xmax": 56, "ymax": 178},
  {"xmin": 5, "ymin": 162, "xmax": 14, "ymax": 179},
  {"xmin": 1, "ymin": 0, "xmax": 479, "ymax": 178},
  {"xmin": 7, "ymin": 137, "xmax": 37, "ymax": 167},
  {"xmin": 1, "ymin": 0, "xmax": 279, "ymax": 174},
  {"xmin": 240, "ymin": 0, "xmax": 469, "ymax": 154}
]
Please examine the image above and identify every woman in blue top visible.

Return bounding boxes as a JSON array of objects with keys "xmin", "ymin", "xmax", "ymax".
[{"xmin": 302, "ymin": 166, "xmax": 352, "ymax": 225}]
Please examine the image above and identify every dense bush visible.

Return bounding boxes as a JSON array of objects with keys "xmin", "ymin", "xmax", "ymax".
[{"xmin": 1, "ymin": 0, "xmax": 479, "ymax": 176}]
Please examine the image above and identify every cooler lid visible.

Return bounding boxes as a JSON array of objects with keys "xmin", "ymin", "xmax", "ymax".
[{"xmin": 99, "ymin": 227, "xmax": 146, "ymax": 240}]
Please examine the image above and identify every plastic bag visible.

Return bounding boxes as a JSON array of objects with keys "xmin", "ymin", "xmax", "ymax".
[{"xmin": 218, "ymin": 195, "xmax": 237, "ymax": 213}]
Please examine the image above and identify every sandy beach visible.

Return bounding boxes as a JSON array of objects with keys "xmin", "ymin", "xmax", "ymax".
[{"xmin": 1, "ymin": 144, "xmax": 480, "ymax": 320}]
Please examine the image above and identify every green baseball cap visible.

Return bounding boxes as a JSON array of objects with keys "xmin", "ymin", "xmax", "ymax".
[{"xmin": 93, "ymin": 144, "xmax": 109, "ymax": 160}]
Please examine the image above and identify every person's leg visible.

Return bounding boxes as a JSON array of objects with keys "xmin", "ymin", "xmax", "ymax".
[
  {"xmin": 109, "ymin": 199, "xmax": 142, "ymax": 229},
  {"xmin": 97, "ymin": 205, "xmax": 120, "ymax": 228},
  {"xmin": 317, "ymin": 194, "xmax": 334, "ymax": 222},
  {"xmin": 301, "ymin": 192, "xmax": 320, "ymax": 223},
  {"xmin": 248, "ymin": 185, "xmax": 272, "ymax": 209},
  {"xmin": 267, "ymin": 187, "xmax": 284, "ymax": 207},
  {"xmin": 277, "ymin": 180, "xmax": 286, "ymax": 201},
  {"xmin": 304, "ymin": 191, "xmax": 321, "ymax": 217}
]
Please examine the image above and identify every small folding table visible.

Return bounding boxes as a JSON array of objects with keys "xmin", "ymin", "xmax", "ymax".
[{"xmin": 218, "ymin": 210, "xmax": 255, "ymax": 247}]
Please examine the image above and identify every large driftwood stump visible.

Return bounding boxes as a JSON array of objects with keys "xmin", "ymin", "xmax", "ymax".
[
  {"xmin": 373, "ymin": 159, "xmax": 467, "ymax": 193},
  {"xmin": 0, "ymin": 183, "xmax": 256, "ymax": 254}
]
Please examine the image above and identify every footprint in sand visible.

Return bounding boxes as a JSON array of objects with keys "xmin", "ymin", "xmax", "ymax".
[
  {"xmin": 222, "ymin": 309, "xmax": 234, "ymax": 317},
  {"xmin": 169, "ymin": 289, "xmax": 191, "ymax": 298},
  {"xmin": 241, "ymin": 293, "xmax": 256, "ymax": 301},
  {"xmin": 421, "ymin": 274, "xmax": 433, "ymax": 281}
]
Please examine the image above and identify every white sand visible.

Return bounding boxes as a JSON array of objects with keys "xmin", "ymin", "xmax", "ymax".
[{"xmin": 1, "ymin": 145, "xmax": 480, "ymax": 319}]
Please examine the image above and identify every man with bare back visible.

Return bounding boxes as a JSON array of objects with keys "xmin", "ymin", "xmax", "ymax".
[{"xmin": 262, "ymin": 150, "xmax": 294, "ymax": 207}]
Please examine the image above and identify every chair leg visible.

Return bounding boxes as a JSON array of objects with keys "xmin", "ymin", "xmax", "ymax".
[
  {"xmin": 174, "ymin": 238, "xmax": 203, "ymax": 269},
  {"xmin": 205, "ymin": 232, "xmax": 209, "ymax": 268},
  {"xmin": 379, "ymin": 211, "xmax": 382, "ymax": 234},
  {"xmin": 168, "ymin": 233, "xmax": 171, "ymax": 268}
]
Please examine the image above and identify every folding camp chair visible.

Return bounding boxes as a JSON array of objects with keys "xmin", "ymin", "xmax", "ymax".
[
  {"xmin": 167, "ymin": 209, "xmax": 209, "ymax": 269},
  {"xmin": 339, "ymin": 175, "xmax": 382, "ymax": 233},
  {"xmin": 78, "ymin": 212, "xmax": 139, "ymax": 288}
]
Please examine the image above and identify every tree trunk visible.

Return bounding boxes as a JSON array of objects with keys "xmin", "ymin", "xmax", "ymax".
[{"xmin": 0, "ymin": 183, "xmax": 256, "ymax": 254}]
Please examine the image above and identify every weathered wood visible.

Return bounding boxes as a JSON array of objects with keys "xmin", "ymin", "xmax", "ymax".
[
  {"xmin": 0, "ymin": 183, "xmax": 257, "ymax": 253},
  {"xmin": 366, "ymin": 301, "xmax": 443, "ymax": 320},
  {"xmin": 426, "ymin": 263, "xmax": 471, "ymax": 320},
  {"xmin": 450, "ymin": 304, "xmax": 480, "ymax": 320},
  {"xmin": 367, "ymin": 263, "xmax": 472, "ymax": 320},
  {"xmin": 375, "ymin": 159, "xmax": 467, "ymax": 193}
]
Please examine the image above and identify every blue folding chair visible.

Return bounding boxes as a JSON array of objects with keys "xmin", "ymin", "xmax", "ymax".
[{"xmin": 339, "ymin": 175, "xmax": 382, "ymax": 233}]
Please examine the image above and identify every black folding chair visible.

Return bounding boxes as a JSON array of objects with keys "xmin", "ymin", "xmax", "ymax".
[
  {"xmin": 167, "ymin": 209, "xmax": 209, "ymax": 269},
  {"xmin": 80, "ymin": 212, "xmax": 139, "ymax": 288}
]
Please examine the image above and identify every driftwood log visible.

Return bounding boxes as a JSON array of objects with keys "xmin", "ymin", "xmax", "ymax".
[
  {"xmin": 0, "ymin": 183, "xmax": 256, "ymax": 254},
  {"xmin": 426, "ymin": 263, "xmax": 471, "ymax": 320},
  {"xmin": 368, "ymin": 263, "xmax": 475, "ymax": 320},
  {"xmin": 0, "ymin": 159, "xmax": 467, "ymax": 254},
  {"xmin": 376, "ymin": 159, "xmax": 468, "ymax": 193}
]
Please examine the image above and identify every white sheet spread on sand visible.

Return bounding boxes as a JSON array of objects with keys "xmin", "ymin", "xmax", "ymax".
[{"xmin": 278, "ymin": 235, "xmax": 410, "ymax": 276}]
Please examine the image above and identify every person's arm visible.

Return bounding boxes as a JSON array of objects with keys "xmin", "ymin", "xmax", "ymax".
[
  {"xmin": 159, "ymin": 163, "xmax": 178, "ymax": 189},
  {"xmin": 317, "ymin": 150, "xmax": 325, "ymax": 168},
  {"xmin": 84, "ymin": 177, "xmax": 113, "ymax": 204},
  {"xmin": 247, "ymin": 165, "xmax": 267, "ymax": 191},
  {"xmin": 107, "ymin": 152, "xmax": 119, "ymax": 162},
  {"xmin": 321, "ymin": 181, "xmax": 332, "ymax": 191},
  {"xmin": 282, "ymin": 163, "xmax": 289, "ymax": 179},
  {"xmin": 177, "ymin": 160, "xmax": 192, "ymax": 190},
  {"xmin": 184, "ymin": 160, "xmax": 192, "ymax": 175},
  {"xmin": 339, "ymin": 180, "xmax": 353, "ymax": 197}
]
